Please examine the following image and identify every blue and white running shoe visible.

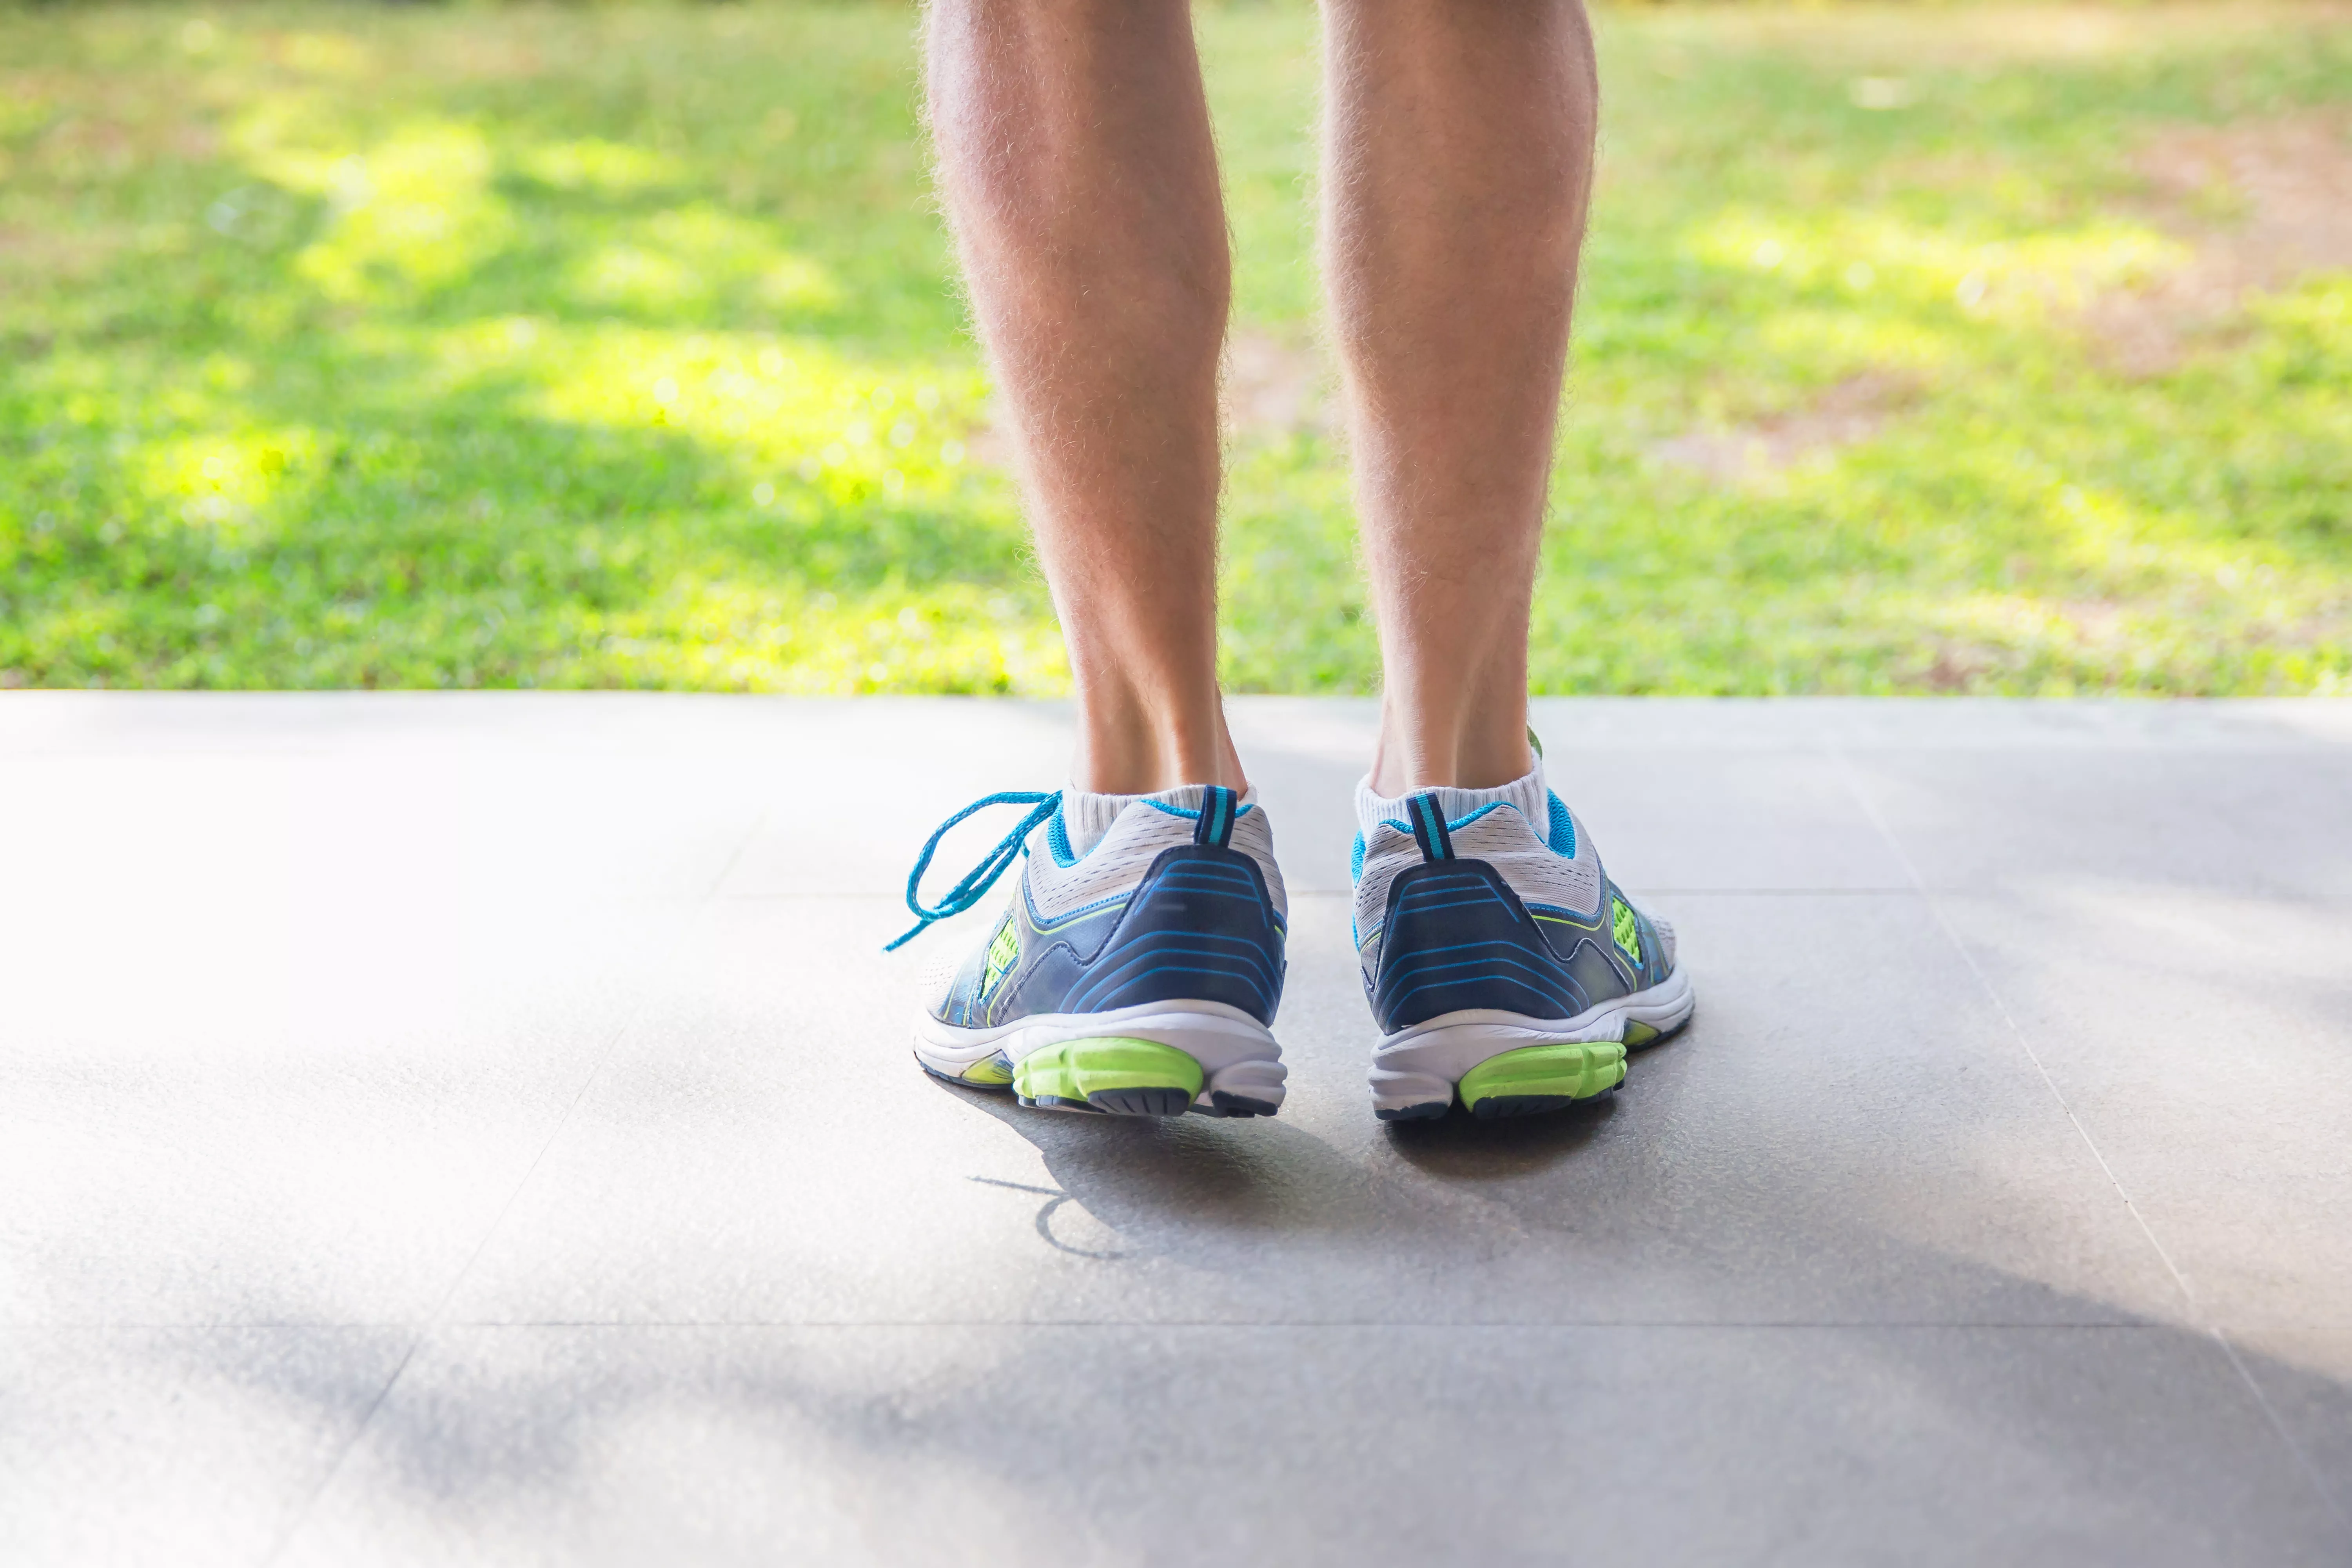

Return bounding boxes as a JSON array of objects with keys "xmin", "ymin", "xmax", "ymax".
[
  {"xmin": 1351, "ymin": 757, "xmax": 1692, "ymax": 1120},
  {"xmin": 891, "ymin": 784, "xmax": 1289, "ymax": 1117}
]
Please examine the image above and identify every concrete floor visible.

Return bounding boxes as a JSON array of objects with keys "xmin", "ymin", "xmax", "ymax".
[{"xmin": 3, "ymin": 694, "xmax": 2348, "ymax": 1566}]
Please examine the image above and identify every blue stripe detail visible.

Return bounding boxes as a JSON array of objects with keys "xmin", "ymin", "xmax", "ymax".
[
  {"xmin": 1194, "ymin": 785, "xmax": 1237, "ymax": 848},
  {"xmin": 1546, "ymin": 792, "xmax": 1577, "ymax": 859},
  {"xmin": 1045, "ymin": 808, "xmax": 1078, "ymax": 868},
  {"xmin": 1372, "ymin": 859, "xmax": 1610, "ymax": 1030},
  {"xmin": 974, "ymin": 844, "xmax": 1288, "ymax": 1027},
  {"xmin": 1408, "ymin": 793, "xmax": 1454, "ymax": 862},
  {"xmin": 1022, "ymin": 879, "xmax": 1131, "ymax": 933},
  {"xmin": 1056, "ymin": 849, "xmax": 1286, "ymax": 1021},
  {"xmin": 1380, "ymin": 803, "xmax": 1512, "ymax": 837},
  {"xmin": 1141, "ymin": 794, "xmax": 1259, "ymax": 825}
]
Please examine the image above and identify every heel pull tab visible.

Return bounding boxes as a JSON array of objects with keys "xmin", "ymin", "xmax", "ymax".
[
  {"xmin": 1407, "ymin": 792, "xmax": 1455, "ymax": 862},
  {"xmin": 1193, "ymin": 785, "xmax": 1238, "ymax": 848}
]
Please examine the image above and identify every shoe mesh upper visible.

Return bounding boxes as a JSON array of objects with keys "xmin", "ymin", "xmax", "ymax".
[
  {"xmin": 1025, "ymin": 786, "xmax": 1286, "ymax": 926},
  {"xmin": 918, "ymin": 940, "xmax": 968, "ymax": 1014},
  {"xmin": 926, "ymin": 786, "xmax": 1289, "ymax": 1029},
  {"xmin": 1353, "ymin": 795, "xmax": 1604, "ymax": 978}
]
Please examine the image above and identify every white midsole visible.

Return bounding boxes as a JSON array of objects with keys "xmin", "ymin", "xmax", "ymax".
[
  {"xmin": 1367, "ymin": 965, "xmax": 1694, "ymax": 1111},
  {"xmin": 914, "ymin": 998, "xmax": 1286, "ymax": 1109}
]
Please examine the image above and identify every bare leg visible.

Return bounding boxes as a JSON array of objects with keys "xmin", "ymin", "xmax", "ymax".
[
  {"xmin": 1321, "ymin": 0, "xmax": 1599, "ymax": 793},
  {"xmin": 927, "ymin": 0, "xmax": 1241, "ymax": 794}
]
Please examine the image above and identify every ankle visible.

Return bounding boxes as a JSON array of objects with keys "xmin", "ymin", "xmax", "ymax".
[
  {"xmin": 1368, "ymin": 718, "xmax": 1532, "ymax": 795},
  {"xmin": 1071, "ymin": 690, "xmax": 1246, "ymax": 794}
]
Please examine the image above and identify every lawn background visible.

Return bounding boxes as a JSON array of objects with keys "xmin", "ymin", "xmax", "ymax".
[{"xmin": 3, "ymin": 1, "xmax": 2347, "ymax": 693}]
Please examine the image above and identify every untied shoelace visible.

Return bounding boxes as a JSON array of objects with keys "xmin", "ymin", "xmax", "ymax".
[{"xmin": 883, "ymin": 790, "xmax": 1062, "ymax": 952}]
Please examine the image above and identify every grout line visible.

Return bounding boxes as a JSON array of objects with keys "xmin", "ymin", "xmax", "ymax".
[
  {"xmin": 700, "ymin": 803, "xmax": 772, "ymax": 902},
  {"xmin": 728, "ymin": 886, "xmax": 1931, "ymax": 903},
  {"xmin": 261, "ymin": 800, "xmax": 779, "ymax": 1558},
  {"xmin": 700, "ymin": 886, "xmax": 2352, "ymax": 906},
  {"xmin": 19, "ymin": 1317, "xmax": 2230, "ymax": 1332},
  {"xmin": 1825, "ymin": 749, "xmax": 2196, "ymax": 1300},
  {"xmin": 2211, "ymin": 1325, "xmax": 2352, "ymax": 1533},
  {"xmin": 260, "ymin": 1334, "xmax": 426, "ymax": 1563},
  {"xmin": 50, "ymin": 1315, "xmax": 2352, "ymax": 1332},
  {"xmin": 420, "ymin": 1318, "xmax": 2212, "ymax": 1332},
  {"xmin": 1828, "ymin": 743, "xmax": 2352, "ymax": 1535},
  {"xmin": 1281, "ymin": 886, "xmax": 1925, "ymax": 898},
  {"xmin": 258, "ymin": 893, "xmax": 722, "ymax": 1563}
]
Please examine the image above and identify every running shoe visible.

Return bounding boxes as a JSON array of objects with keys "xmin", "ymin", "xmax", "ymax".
[
  {"xmin": 1352, "ymin": 758, "xmax": 1693, "ymax": 1120},
  {"xmin": 891, "ymin": 783, "xmax": 1289, "ymax": 1117}
]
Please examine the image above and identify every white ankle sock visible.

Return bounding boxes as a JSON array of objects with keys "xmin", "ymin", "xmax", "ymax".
[
  {"xmin": 1059, "ymin": 783, "xmax": 1258, "ymax": 859},
  {"xmin": 1355, "ymin": 765, "xmax": 1550, "ymax": 844}
]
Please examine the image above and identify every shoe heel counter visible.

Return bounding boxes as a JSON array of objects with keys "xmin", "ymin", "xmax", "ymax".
[
  {"xmin": 1062, "ymin": 844, "xmax": 1287, "ymax": 1024},
  {"xmin": 1372, "ymin": 858, "xmax": 1591, "ymax": 1032}
]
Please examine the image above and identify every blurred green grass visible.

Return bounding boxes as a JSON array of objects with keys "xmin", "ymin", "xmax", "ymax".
[{"xmin": 2, "ymin": 2, "xmax": 2347, "ymax": 693}]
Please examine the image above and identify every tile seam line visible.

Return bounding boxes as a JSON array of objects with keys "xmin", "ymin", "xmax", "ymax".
[
  {"xmin": 721, "ymin": 887, "xmax": 1931, "ymax": 901},
  {"xmin": 699, "ymin": 800, "xmax": 773, "ymax": 902},
  {"xmin": 254, "ymin": 896, "xmax": 722, "ymax": 1567},
  {"xmin": 420, "ymin": 1318, "xmax": 2204, "ymax": 1331},
  {"xmin": 11, "ymin": 1317, "xmax": 2258, "ymax": 1331},
  {"xmin": 1828, "ymin": 741, "xmax": 2352, "ymax": 1536},
  {"xmin": 725, "ymin": 887, "xmax": 2352, "ymax": 902}
]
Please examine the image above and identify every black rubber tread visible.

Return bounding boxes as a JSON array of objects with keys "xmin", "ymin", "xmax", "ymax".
[
  {"xmin": 1018, "ymin": 1093, "xmax": 1103, "ymax": 1113},
  {"xmin": 1468, "ymin": 1081, "xmax": 1621, "ymax": 1119},
  {"xmin": 1376, "ymin": 1102, "xmax": 1452, "ymax": 1123},
  {"xmin": 1208, "ymin": 1091, "xmax": 1280, "ymax": 1119},
  {"xmin": 1085, "ymin": 1085, "xmax": 1195, "ymax": 1117}
]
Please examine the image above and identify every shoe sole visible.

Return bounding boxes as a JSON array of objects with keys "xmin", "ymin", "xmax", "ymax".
[
  {"xmin": 1010, "ymin": 1036, "xmax": 1203, "ymax": 1116},
  {"xmin": 914, "ymin": 998, "xmax": 1286, "ymax": 1118},
  {"xmin": 1370, "ymin": 967, "xmax": 1694, "ymax": 1121}
]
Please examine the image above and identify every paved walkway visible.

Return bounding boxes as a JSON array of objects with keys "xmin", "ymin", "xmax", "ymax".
[{"xmin": 4, "ymin": 695, "xmax": 2348, "ymax": 1565}]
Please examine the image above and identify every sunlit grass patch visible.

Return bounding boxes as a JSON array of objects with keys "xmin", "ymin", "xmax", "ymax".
[{"xmin": 0, "ymin": 1, "xmax": 2346, "ymax": 693}]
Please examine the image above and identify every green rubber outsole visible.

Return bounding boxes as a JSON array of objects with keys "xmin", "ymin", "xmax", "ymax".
[
  {"xmin": 1012, "ymin": 1036, "xmax": 1205, "ymax": 1117},
  {"xmin": 1455, "ymin": 1040, "xmax": 1626, "ymax": 1119}
]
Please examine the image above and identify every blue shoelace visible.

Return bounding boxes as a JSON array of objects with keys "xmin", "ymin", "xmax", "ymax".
[{"xmin": 884, "ymin": 790, "xmax": 1062, "ymax": 952}]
